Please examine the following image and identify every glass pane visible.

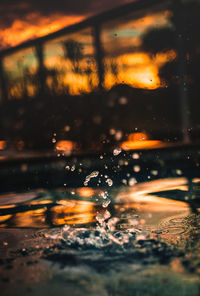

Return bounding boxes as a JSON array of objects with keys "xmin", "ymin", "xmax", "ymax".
[
  {"xmin": 101, "ymin": 3, "xmax": 174, "ymax": 90},
  {"xmin": 3, "ymin": 47, "xmax": 38, "ymax": 99},
  {"xmin": 43, "ymin": 27, "xmax": 98, "ymax": 95},
  {"xmin": 183, "ymin": 0, "xmax": 200, "ymax": 140},
  {"xmin": 100, "ymin": 1, "xmax": 182, "ymax": 144}
]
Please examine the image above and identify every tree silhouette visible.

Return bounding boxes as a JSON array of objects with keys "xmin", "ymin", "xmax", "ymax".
[
  {"xmin": 63, "ymin": 39, "xmax": 83, "ymax": 74},
  {"xmin": 142, "ymin": 1, "xmax": 200, "ymax": 88}
]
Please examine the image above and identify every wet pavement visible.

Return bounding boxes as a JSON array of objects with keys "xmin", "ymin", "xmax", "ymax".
[{"xmin": 0, "ymin": 176, "xmax": 200, "ymax": 296}]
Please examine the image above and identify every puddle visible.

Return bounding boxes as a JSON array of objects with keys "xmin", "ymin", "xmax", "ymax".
[{"xmin": 0, "ymin": 177, "xmax": 200, "ymax": 295}]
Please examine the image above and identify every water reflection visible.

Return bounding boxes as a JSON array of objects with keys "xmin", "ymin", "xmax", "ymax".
[{"xmin": 0, "ymin": 177, "xmax": 199, "ymax": 230}]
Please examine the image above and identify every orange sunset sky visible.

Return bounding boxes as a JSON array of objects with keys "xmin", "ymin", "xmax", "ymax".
[{"xmin": 0, "ymin": 0, "xmax": 133, "ymax": 49}]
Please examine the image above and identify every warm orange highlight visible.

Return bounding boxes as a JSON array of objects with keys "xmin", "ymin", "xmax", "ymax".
[
  {"xmin": 0, "ymin": 13, "xmax": 85, "ymax": 49},
  {"xmin": 77, "ymin": 188, "xmax": 95, "ymax": 197},
  {"xmin": 0, "ymin": 140, "xmax": 6, "ymax": 150},
  {"xmin": 52, "ymin": 200, "xmax": 96, "ymax": 225},
  {"xmin": 104, "ymin": 50, "xmax": 176, "ymax": 90},
  {"xmin": 120, "ymin": 132, "xmax": 165, "ymax": 150},
  {"xmin": 0, "ymin": 215, "xmax": 12, "ymax": 223},
  {"xmin": 116, "ymin": 178, "xmax": 189, "ymax": 212},
  {"xmin": 128, "ymin": 133, "xmax": 149, "ymax": 141},
  {"xmin": 55, "ymin": 140, "xmax": 78, "ymax": 152},
  {"xmin": 121, "ymin": 140, "xmax": 165, "ymax": 150}
]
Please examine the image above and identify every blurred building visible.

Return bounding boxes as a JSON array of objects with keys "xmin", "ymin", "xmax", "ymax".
[{"xmin": 0, "ymin": 0, "xmax": 199, "ymax": 152}]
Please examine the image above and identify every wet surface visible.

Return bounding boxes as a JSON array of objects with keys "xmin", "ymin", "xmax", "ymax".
[{"xmin": 0, "ymin": 176, "xmax": 200, "ymax": 295}]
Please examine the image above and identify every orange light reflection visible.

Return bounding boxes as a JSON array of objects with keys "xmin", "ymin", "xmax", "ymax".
[
  {"xmin": 52, "ymin": 200, "xmax": 96, "ymax": 225},
  {"xmin": 116, "ymin": 178, "xmax": 190, "ymax": 212},
  {"xmin": 0, "ymin": 141, "xmax": 6, "ymax": 150},
  {"xmin": 77, "ymin": 188, "xmax": 95, "ymax": 197},
  {"xmin": 55, "ymin": 140, "xmax": 77, "ymax": 152},
  {"xmin": 120, "ymin": 132, "xmax": 165, "ymax": 150}
]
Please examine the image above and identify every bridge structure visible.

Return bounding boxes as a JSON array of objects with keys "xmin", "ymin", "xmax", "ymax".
[{"xmin": 0, "ymin": 0, "xmax": 199, "ymax": 150}]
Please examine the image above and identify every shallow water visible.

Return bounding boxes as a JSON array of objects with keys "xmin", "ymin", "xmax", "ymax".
[{"xmin": 0, "ymin": 176, "xmax": 200, "ymax": 296}]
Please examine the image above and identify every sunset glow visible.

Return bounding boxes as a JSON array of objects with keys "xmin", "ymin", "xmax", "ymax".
[
  {"xmin": 0, "ymin": 6, "xmax": 176, "ymax": 96},
  {"xmin": 0, "ymin": 13, "xmax": 85, "ymax": 49},
  {"xmin": 104, "ymin": 50, "xmax": 176, "ymax": 90}
]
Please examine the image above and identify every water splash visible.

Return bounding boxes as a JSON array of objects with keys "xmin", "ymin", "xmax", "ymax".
[
  {"xmin": 102, "ymin": 199, "xmax": 111, "ymax": 208},
  {"xmin": 84, "ymin": 171, "xmax": 99, "ymax": 186},
  {"xmin": 106, "ymin": 179, "xmax": 113, "ymax": 186}
]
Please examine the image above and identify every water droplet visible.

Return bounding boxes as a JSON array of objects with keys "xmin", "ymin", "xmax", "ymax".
[
  {"xmin": 115, "ymin": 131, "xmax": 122, "ymax": 141},
  {"xmin": 129, "ymin": 217, "xmax": 139, "ymax": 226},
  {"xmin": 119, "ymin": 96, "xmax": 128, "ymax": 105},
  {"xmin": 106, "ymin": 178, "xmax": 113, "ymax": 186},
  {"xmin": 176, "ymin": 169, "xmax": 182, "ymax": 175},
  {"xmin": 136, "ymin": 234, "xmax": 146, "ymax": 241},
  {"xmin": 99, "ymin": 191, "xmax": 108, "ymax": 199},
  {"xmin": 102, "ymin": 199, "xmax": 111, "ymax": 208},
  {"xmin": 21, "ymin": 164, "xmax": 28, "ymax": 172},
  {"xmin": 96, "ymin": 214, "xmax": 104, "ymax": 224},
  {"xmin": 52, "ymin": 138, "xmax": 56, "ymax": 143},
  {"xmin": 129, "ymin": 178, "xmax": 137, "ymax": 186},
  {"xmin": 113, "ymin": 147, "xmax": 122, "ymax": 156},
  {"xmin": 122, "ymin": 179, "xmax": 127, "ymax": 185},
  {"xmin": 64, "ymin": 125, "xmax": 70, "ymax": 132},
  {"xmin": 84, "ymin": 171, "xmax": 99, "ymax": 186},
  {"xmin": 107, "ymin": 217, "xmax": 119, "ymax": 231},
  {"xmin": 151, "ymin": 170, "xmax": 158, "ymax": 176},
  {"xmin": 90, "ymin": 171, "xmax": 99, "ymax": 178},
  {"xmin": 109, "ymin": 128, "xmax": 116, "ymax": 135},
  {"xmin": 62, "ymin": 225, "xmax": 70, "ymax": 231},
  {"xmin": 132, "ymin": 153, "xmax": 140, "ymax": 159},
  {"xmin": 71, "ymin": 165, "xmax": 75, "ymax": 171},
  {"xmin": 104, "ymin": 210, "xmax": 111, "ymax": 220},
  {"xmin": 133, "ymin": 165, "xmax": 140, "ymax": 172}
]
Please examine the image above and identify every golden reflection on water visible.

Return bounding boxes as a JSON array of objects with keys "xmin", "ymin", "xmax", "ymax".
[
  {"xmin": 52, "ymin": 200, "xmax": 96, "ymax": 226},
  {"xmin": 0, "ymin": 178, "xmax": 195, "ymax": 229}
]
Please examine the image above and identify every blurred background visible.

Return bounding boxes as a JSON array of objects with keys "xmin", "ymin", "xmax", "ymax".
[{"xmin": 0, "ymin": 0, "xmax": 200, "ymax": 156}]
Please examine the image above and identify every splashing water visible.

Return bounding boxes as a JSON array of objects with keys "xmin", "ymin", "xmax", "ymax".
[
  {"xmin": 84, "ymin": 171, "xmax": 99, "ymax": 186},
  {"xmin": 102, "ymin": 199, "xmax": 111, "ymax": 208},
  {"xmin": 106, "ymin": 179, "xmax": 113, "ymax": 186},
  {"xmin": 99, "ymin": 191, "xmax": 108, "ymax": 199}
]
